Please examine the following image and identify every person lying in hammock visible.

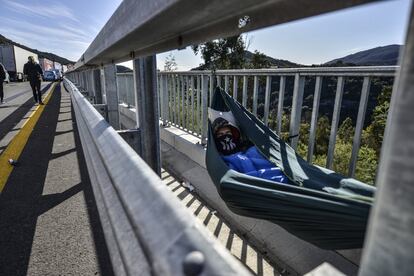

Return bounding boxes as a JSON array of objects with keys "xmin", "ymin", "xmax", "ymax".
[{"xmin": 211, "ymin": 114, "xmax": 290, "ymax": 184}]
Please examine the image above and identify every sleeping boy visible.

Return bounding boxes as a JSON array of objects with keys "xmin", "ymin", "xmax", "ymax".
[{"xmin": 210, "ymin": 109, "xmax": 290, "ymax": 184}]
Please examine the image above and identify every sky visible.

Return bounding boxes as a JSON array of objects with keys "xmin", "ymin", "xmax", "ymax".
[{"xmin": 0, "ymin": 0, "xmax": 411, "ymax": 70}]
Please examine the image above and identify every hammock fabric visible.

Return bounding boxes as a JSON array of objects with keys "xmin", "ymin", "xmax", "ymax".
[{"xmin": 206, "ymin": 87, "xmax": 375, "ymax": 250}]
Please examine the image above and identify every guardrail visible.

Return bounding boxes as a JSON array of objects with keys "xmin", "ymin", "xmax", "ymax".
[
  {"xmin": 65, "ymin": 0, "xmax": 414, "ymax": 274},
  {"xmin": 64, "ymin": 77, "xmax": 251, "ymax": 276},
  {"xmin": 115, "ymin": 66, "xmax": 397, "ymax": 179}
]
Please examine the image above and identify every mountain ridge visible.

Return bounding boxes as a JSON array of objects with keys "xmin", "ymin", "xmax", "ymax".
[{"xmin": 325, "ymin": 44, "xmax": 401, "ymax": 66}]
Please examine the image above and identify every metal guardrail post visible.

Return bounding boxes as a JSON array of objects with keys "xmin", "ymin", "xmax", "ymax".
[
  {"xmin": 190, "ymin": 76, "xmax": 195, "ymax": 132},
  {"xmin": 209, "ymin": 74, "xmax": 214, "ymax": 106},
  {"xmin": 103, "ymin": 64, "xmax": 120, "ymax": 129},
  {"xmin": 252, "ymin": 76, "xmax": 259, "ymax": 116},
  {"xmin": 132, "ymin": 56, "xmax": 161, "ymax": 175},
  {"xmin": 197, "ymin": 75, "xmax": 201, "ymax": 135},
  {"xmin": 289, "ymin": 74, "xmax": 305, "ymax": 149},
  {"xmin": 326, "ymin": 76, "xmax": 345, "ymax": 169},
  {"xmin": 360, "ymin": 6, "xmax": 414, "ymax": 276},
  {"xmin": 307, "ymin": 76, "xmax": 322, "ymax": 162},
  {"xmin": 242, "ymin": 75, "xmax": 248, "ymax": 107},
  {"xmin": 348, "ymin": 76, "xmax": 371, "ymax": 176},
  {"xmin": 263, "ymin": 76, "xmax": 271, "ymax": 126},
  {"xmin": 201, "ymin": 75, "xmax": 209, "ymax": 145},
  {"xmin": 277, "ymin": 76, "xmax": 286, "ymax": 136},
  {"xmin": 233, "ymin": 75, "xmax": 238, "ymax": 100},
  {"xmin": 92, "ymin": 69, "xmax": 103, "ymax": 104}
]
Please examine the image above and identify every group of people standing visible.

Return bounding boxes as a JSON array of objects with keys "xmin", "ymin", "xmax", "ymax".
[{"xmin": 0, "ymin": 56, "xmax": 45, "ymax": 105}]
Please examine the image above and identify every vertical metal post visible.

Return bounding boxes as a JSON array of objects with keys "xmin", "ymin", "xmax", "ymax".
[
  {"xmin": 326, "ymin": 76, "xmax": 345, "ymax": 169},
  {"xmin": 233, "ymin": 76, "xmax": 238, "ymax": 100},
  {"xmin": 201, "ymin": 75, "xmax": 209, "ymax": 145},
  {"xmin": 103, "ymin": 64, "xmax": 120, "ymax": 129},
  {"xmin": 360, "ymin": 7, "xmax": 414, "ymax": 276},
  {"xmin": 159, "ymin": 74, "xmax": 165, "ymax": 122},
  {"xmin": 182, "ymin": 76, "xmax": 186, "ymax": 128},
  {"xmin": 209, "ymin": 74, "xmax": 214, "ymax": 106},
  {"xmin": 216, "ymin": 76, "xmax": 221, "ymax": 87},
  {"xmin": 162, "ymin": 74, "xmax": 169, "ymax": 124},
  {"xmin": 80, "ymin": 71, "xmax": 84, "ymax": 89},
  {"xmin": 172, "ymin": 75, "xmax": 177, "ymax": 125},
  {"xmin": 190, "ymin": 76, "xmax": 195, "ymax": 132},
  {"xmin": 263, "ymin": 76, "xmax": 271, "ymax": 126},
  {"xmin": 289, "ymin": 74, "xmax": 305, "ymax": 149},
  {"xmin": 253, "ymin": 76, "xmax": 259, "ymax": 116},
  {"xmin": 197, "ymin": 75, "xmax": 201, "ymax": 135},
  {"xmin": 176, "ymin": 75, "xmax": 184, "ymax": 127},
  {"xmin": 132, "ymin": 56, "xmax": 161, "ymax": 175},
  {"xmin": 100, "ymin": 69, "xmax": 107, "ymax": 104},
  {"xmin": 348, "ymin": 77, "xmax": 371, "ymax": 176},
  {"xmin": 92, "ymin": 69, "xmax": 103, "ymax": 104},
  {"xmin": 168, "ymin": 75, "xmax": 173, "ymax": 123},
  {"xmin": 277, "ymin": 76, "xmax": 286, "ymax": 135},
  {"xmin": 242, "ymin": 75, "xmax": 248, "ymax": 107},
  {"xmin": 224, "ymin": 76, "xmax": 229, "ymax": 92},
  {"xmin": 307, "ymin": 76, "xmax": 322, "ymax": 162}
]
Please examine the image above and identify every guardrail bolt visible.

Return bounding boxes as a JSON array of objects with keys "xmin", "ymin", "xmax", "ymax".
[{"xmin": 183, "ymin": 251, "xmax": 205, "ymax": 276}]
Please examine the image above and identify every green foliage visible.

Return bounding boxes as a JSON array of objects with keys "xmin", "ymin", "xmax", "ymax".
[
  {"xmin": 249, "ymin": 50, "xmax": 272, "ymax": 69},
  {"xmin": 362, "ymin": 86, "xmax": 392, "ymax": 156},
  {"xmin": 338, "ymin": 117, "xmax": 354, "ymax": 144},
  {"xmin": 192, "ymin": 36, "xmax": 246, "ymax": 70},
  {"xmin": 193, "ymin": 36, "xmax": 274, "ymax": 70},
  {"xmin": 164, "ymin": 53, "xmax": 178, "ymax": 71},
  {"xmin": 315, "ymin": 116, "xmax": 330, "ymax": 156}
]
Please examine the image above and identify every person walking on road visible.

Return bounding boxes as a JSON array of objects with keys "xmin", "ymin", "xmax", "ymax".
[
  {"xmin": 23, "ymin": 56, "xmax": 44, "ymax": 105},
  {"xmin": 0, "ymin": 62, "xmax": 5, "ymax": 104}
]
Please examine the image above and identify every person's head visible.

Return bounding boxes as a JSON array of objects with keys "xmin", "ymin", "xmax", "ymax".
[
  {"xmin": 28, "ymin": 56, "xmax": 34, "ymax": 63},
  {"xmin": 212, "ymin": 117, "xmax": 241, "ymax": 155}
]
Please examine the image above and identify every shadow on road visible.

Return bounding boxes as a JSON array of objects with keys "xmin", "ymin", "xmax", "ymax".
[{"xmin": 0, "ymin": 83, "xmax": 114, "ymax": 276}]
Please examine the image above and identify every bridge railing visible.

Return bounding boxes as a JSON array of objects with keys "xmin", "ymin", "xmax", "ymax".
[
  {"xmin": 64, "ymin": 77, "xmax": 251, "ymax": 276},
  {"xmin": 65, "ymin": 0, "xmax": 414, "ymax": 274},
  {"xmin": 115, "ymin": 66, "xmax": 396, "ymax": 178}
]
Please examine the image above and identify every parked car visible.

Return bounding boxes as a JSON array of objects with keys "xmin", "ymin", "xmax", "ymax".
[
  {"xmin": 43, "ymin": 70, "xmax": 57, "ymax": 81},
  {"xmin": 1, "ymin": 63, "xmax": 10, "ymax": 83},
  {"xmin": 53, "ymin": 69, "xmax": 63, "ymax": 80}
]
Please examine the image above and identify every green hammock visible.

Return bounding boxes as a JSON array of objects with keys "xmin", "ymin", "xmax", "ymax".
[{"xmin": 206, "ymin": 87, "xmax": 375, "ymax": 250}]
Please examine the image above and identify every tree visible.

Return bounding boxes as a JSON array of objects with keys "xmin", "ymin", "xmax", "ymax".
[
  {"xmin": 338, "ymin": 117, "xmax": 354, "ymax": 144},
  {"xmin": 192, "ymin": 35, "xmax": 246, "ymax": 70},
  {"xmin": 250, "ymin": 50, "xmax": 271, "ymax": 69},
  {"xmin": 362, "ymin": 86, "xmax": 392, "ymax": 156},
  {"xmin": 164, "ymin": 53, "xmax": 178, "ymax": 71}
]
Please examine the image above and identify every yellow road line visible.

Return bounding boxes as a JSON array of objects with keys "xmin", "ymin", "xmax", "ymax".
[{"xmin": 0, "ymin": 83, "xmax": 57, "ymax": 192}]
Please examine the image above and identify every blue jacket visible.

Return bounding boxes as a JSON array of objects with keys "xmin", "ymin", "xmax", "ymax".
[{"xmin": 222, "ymin": 146, "xmax": 290, "ymax": 184}]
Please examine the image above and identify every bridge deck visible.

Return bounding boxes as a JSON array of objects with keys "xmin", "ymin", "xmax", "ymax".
[
  {"xmin": 0, "ymin": 82, "xmax": 113, "ymax": 276},
  {"xmin": 161, "ymin": 169, "xmax": 283, "ymax": 276}
]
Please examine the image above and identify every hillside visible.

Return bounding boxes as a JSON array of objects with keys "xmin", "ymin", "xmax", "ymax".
[
  {"xmin": 326, "ymin": 45, "xmax": 401, "ymax": 66},
  {"xmin": 192, "ymin": 50, "xmax": 302, "ymax": 70},
  {"xmin": 0, "ymin": 34, "xmax": 74, "ymax": 65},
  {"xmin": 243, "ymin": 50, "xmax": 301, "ymax": 68}
]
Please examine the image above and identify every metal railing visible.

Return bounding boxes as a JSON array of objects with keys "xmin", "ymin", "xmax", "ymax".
[
  {"xmin": 64, "ymin": 77, "xmax": 251, "ymax": 276},
  {"xmin": 65, "ymin": 0, "xmax": 414, "ymax": 274},
  {"xmin": 115, "ymin": 66, "xmax": 396, "ymax": 178}
]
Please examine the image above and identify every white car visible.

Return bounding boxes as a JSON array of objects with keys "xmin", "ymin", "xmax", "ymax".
[{"xmin": 1, "ymin": 63, "xmax": 10, "ymax": 83}]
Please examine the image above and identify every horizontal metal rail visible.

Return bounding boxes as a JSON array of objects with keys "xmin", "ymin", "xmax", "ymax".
[
  {"xmin": 159, "ymin": 66, "xmax": 397, "ymax": 76},
  {"xmin": 64, "ymin": 77, "xmax": 251, "ymax": 276},
  {"xmin": 75, "ymin": 0, "xmax": 379, "ymax": 68}
]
